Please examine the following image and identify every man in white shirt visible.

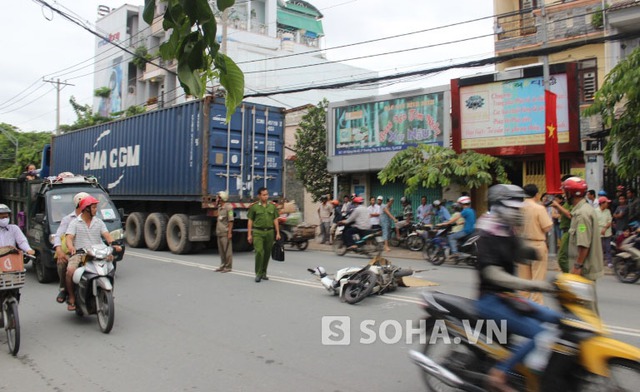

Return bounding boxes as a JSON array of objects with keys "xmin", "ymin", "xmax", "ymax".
[
  {"xmin": 368, "ymin": 196, "xmax": 382, "ymax": 229},
  {"xmin": 340, "ymin": 197, "xmax": 372, "ymax": 250}
]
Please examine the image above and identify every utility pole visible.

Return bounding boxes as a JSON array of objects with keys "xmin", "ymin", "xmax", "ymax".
[{"xmin": 43, "ymin": 78, "xmax": 74, "ymax": 135}]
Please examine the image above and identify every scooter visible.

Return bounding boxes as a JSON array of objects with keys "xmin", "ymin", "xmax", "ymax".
[
  {"xmin": 422, "ymin": 224, "xmax": 478, "ymax": 267},
  {"xmin": 390, "ymin": 221, "xmax": 426, "ymax": 251},
  {"xmin": 612, "ymin": 233, "xmax": 640, "ymax": 284},
  {"xmin": 409, "ymin": 273, "xmax": 640, "ymax": 391},
  {"xmin": 71, "ymin": 241, "xmax": 120, "ymax": 333},
  {"xmin": 308, "ymin": 256, "xmax": 415, "ymax": 304},
  {"xmin": 333, "ymin": 225, "xmax": 383, "ymax": 257}
]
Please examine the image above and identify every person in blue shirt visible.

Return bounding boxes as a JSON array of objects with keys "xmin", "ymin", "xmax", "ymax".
[
  {"xmin": 416, "ymin": 196, "xmax": 432, "ymax": 224},
  {"xmin": 448, "ymin": 196, "xmax": 476, "ymax": 257},
  {"xmin": 429, "ymin": 200, "xmax": 451, "ymax": 225}
]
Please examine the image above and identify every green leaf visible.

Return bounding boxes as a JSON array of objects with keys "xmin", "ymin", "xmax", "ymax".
[
  {"xmin": 143, "ymin": 0, "xmax": 156, "ymax": 24},
  {"xmin": 216, "ymin": 53, "xmax": 245, "ymax": 122},
  {"xmin": 177, "ymin": 62, "xmax": 203, "ymax": 97},
  {"xmin": 217, "ymin": 0, "xmax": 236, "ymax": 12}
]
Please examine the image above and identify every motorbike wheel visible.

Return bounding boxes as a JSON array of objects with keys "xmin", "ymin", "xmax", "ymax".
[
  {"xmin": 96, "ymin": 289, "xmax": 115, "ymax": 334},
  {"xmin": 389, "ymin": 234, "xmax": 400, "ymax": 248},
  {"xmin": 424, "ymin": 243, "xmax": 446, "ymax": 266},
  {"xmin": 342, "ymin": 270, "xmax": 377, "ymax": 304},
  {"xmin": 3, "ymin": 301, "xmax": 20, "ymax": 356},
  {"xmin": 613, "ymin": 258, "xmax": 640, "ymax": 284},
  {"xmin": 296, "ymin": 240, "xmax": 309, "ymax": 251},
  {"xmin": 578, "ymin": 359, "xmax": 640, "ymax": 392},
  {"xmin": 333, "ymin": 238, "xmax": 347, "ymax": 256},
  {"xmin": 407, "ymin": 235, "xmax": 425, "ymax": 251},
  {"xmin": 421, "ymin": 319, "xmax": 489, "ymax": 392}
]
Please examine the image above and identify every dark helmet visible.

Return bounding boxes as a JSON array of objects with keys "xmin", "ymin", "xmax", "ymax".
[
  {"xmin": 452, "ymin": 203, "xmax": 462, "ymax": 212},
  {"xmin": 488, "ymin": 184, "xmax": 526, "ymax": 227}
]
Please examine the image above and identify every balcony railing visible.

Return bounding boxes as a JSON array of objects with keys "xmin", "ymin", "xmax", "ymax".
[{"xmin": 496, "ymin": 11, "xmax": 537, "ymax": 40}]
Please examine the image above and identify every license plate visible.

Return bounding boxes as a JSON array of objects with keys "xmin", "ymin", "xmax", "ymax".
[{"xmin": 375, "ymin": 236, "xmax": 383, "ymax": 243}]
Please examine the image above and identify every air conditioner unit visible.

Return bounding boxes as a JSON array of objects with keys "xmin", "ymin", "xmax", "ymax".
[{"xmin": 128, "ymin": 85, "xmax": 135, "ymax": 94}]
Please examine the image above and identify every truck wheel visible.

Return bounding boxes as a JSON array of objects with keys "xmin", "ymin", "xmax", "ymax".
[
  {"xmin": 125, "ymin": 212, "xmax": 148, "ymax": 248},
  {"xmin": 167, "ymin": 214, "xmax": 193, "ymax": 254},
  {"xmin": 144, "ymin": 213, "xmax": 168, "ymax": 251},
  {"xmin": 34, "ymin": 258, "xmax": 57, "ymax": 283}
]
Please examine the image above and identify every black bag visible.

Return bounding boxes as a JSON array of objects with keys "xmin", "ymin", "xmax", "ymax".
[{"xmin": 271, "ymin": 239, "xmax": 285, "ymax": 262}]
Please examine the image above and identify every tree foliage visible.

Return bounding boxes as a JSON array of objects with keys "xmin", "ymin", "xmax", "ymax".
[
  {"xmin": 583, "ymin": 46, "xmax": 640, "ymax": 179},
  {"xmin": 293, "ymin": 99, "xmax": 333, "ymax": 202},
  {"xmin": 143, "ymin": 0, "xmax": 245, "ymax": 121},
  {"xmin": 0, "ymin": 123, "xmax": 51, "ymax": 177},
  {"xmin": 58, "ymin": 96, "xmax": 111, "ymax": 133},
  {"xmin": 378, "ymin": 144, "xmax": 509, "ymax": 194}
]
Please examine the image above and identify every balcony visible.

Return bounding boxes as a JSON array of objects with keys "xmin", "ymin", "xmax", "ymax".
[
  {"xmin": 140, "ymin": 58, "xmax": 176, "ymax": 82},
  {"xmin": 151, "ymin": 15, "xmax": 164, "ymax": 37},
  {"xmin": 496, "ymin": 11, "xmax": 537, "ymax": 41}
]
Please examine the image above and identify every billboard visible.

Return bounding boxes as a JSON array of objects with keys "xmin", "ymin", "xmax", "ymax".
[{"xmin": 333, "ymin": 92, "xmax": 445, "ymax": 156}]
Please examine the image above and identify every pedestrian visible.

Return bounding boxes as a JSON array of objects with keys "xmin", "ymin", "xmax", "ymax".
[
  {"xmin": 380, "ymin": 197, "xmax": 397, "ymax": 252},
  {"xmin": 551, "ymin": 194, "xmax": 572, "ymax": 273},
  {"xmin": 610, "ymin": 185, "xmax": 625, "ymax": 214},
  {"xmin": 586, "ymin": 189, "xmax": 599, "ymax": 208},
  {"xmin": 595, "ymin": 196, "xmax": 613, "ymax": 268},
  {"xmin": 317, "ymin": 196, "xmax": 332, "ymax": 244},
  {"xmin": 247, "ymin": 187, "xmax": 281, "ymax": 283},
  {"xmin": 17, "ymin": 163, "xmax": 38, "ymax": 182},
  {"xmin": 396, "ymin": 197, "xmax": 413, "ymax": 231},
  {"xmin": 563, "ymin": 177, "xmax": 604, "ymax": 281},
  {"xmin": 613, "ymin": 194, "xmax": 629, "ymax": 236},
  {"xmin": 518, "ymin": 184, "xmax": 553, "ymax": 305},
  {"xmin": 214, "ymin": 191, "xmax": 234, "ymax": 273},
  {"xmin": 368, "ymin": 196, "xmax": 382, "ymax": 230},
  {"xmin": 416, "ymin": 196, "xmax": 432, "ymax": 225},
  {"xmin": 626, "ymin": 188, "xmax": 640, "ymax": 223},
  {"xmin": 330, "ymin": 199, "xmax": 341, "ymax": 245}
]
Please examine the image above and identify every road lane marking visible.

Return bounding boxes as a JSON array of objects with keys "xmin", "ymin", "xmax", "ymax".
[{"xmin": 127, "ymin": 251, "xmax": 640, "ymax": 337}]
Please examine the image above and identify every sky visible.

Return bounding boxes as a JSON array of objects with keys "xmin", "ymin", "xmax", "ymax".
[{"xmin": 1, "ymin": 0, "xmax": 495, "ymax": 133}]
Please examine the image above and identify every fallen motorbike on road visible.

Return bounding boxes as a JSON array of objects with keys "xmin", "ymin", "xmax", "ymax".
[
  {"xmin": 308, "ymin": 256, "xmax": 415, "ymax": 304},
  {"xmin": 409, "ymin": 273, "xmax": 640, "ymax": 391},
  {"xmin": 71, "ymin": 241, "xmax": 121, "ymax": 333}
]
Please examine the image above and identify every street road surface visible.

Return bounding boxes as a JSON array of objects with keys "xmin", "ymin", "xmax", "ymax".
[{"xmin": 1, "ymin": 247, "xmax": 638, "ymax": 391}]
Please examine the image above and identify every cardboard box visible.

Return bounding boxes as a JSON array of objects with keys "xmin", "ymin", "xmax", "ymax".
[{"xmin": 0, "ymin": 251, "xmax": 24, "ymax": 273}]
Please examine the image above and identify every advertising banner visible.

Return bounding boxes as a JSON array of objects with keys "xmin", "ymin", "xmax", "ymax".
[
  {"xmin": 459, "ymin": 74, "xmax": 569, "ymax": 150},
  {"xmin": 333, "ymin": 92, "xmax": 444, "ymax": 156}
]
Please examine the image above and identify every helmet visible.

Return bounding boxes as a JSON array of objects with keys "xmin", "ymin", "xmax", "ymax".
[
  {"xmin": 562, "ymin": 177, "xmax": 588, "ymax": 198},
  {"xmin": 452, "ymin": 203, "xmax": 462, "ymax": 212},
  {"xmin": 331, "ymin": 199, "xmax": 340, "ymax": 206},
  {"xmin": 0, "ymin": 204, "xmax": 11, "ymax": 214},
  {"xmin": 400, "ymin": 196, "xmax": 407, "ymax": 203},
  {"xmin": 617, "ymin": 185, "xmax": 626, "ymax": 192},
  {"xmin": 217, "ymin": 190, "xmax": 229, "ymax": 202},
  {"xmin": 73, "ymin": 192, "xmax": 91, "ymax": 208},
  {"xmin": 630, "ymin": 221, "xmax": 640, "ymax": 231},
  {"xmin": 432, "ymin": 200, "xmax": 441, "ymax": 207},
  {"xmin": 78, "ymin": 196, "xmax": 99, "ymax": 211},
  {"xmin": 352, "ymin": 197, "xmax": 364, "ymax": 204},
  {"xmin": 376, "ymin": 195, "xmax": 384, "ymax": 201},
  {"xmin": 457, "ymin": 196, "xmax": 471, "ymax": 205},
  {"xmin": 597, "ymin": 190, "xmax": 608, "ymax": 196},
  {"xmin": 487, "ymin": 184, "xmax": 527, "ymax": 227}
]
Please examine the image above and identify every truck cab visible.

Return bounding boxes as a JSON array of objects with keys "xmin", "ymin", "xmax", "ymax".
[{"xmin": 1, "ymin": 175, "xmax": 124, "ymax": 283}]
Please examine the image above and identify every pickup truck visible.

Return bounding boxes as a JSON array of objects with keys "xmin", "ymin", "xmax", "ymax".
[{"xmin": 0, "ymin": 175, "xmax": 125, "ymax": 283}]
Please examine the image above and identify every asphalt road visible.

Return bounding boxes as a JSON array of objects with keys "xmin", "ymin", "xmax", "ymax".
[{"xmin": 1, "ymin": 246, "xmax": 638, "ymax": 391}]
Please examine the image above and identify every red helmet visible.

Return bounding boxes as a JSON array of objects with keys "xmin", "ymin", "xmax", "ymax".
[
  {"xmin": 562, "ymin": 177, "xmax": 588, "ymax": 197},
  {"xmin": 78, "ymin": 196, "xmax": 99, "ymax": 211},
  {"xmin": 331, "ymin": 199, "xmax": 340, "ymax": 206},
  {"xmin": 352, "ymin": 197, "xmax": 364, "ymax": 204}
]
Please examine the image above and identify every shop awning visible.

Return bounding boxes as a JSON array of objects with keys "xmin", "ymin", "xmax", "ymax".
[{"xmin": 276, "ymin": 9, "xmax": 324, "ymax": 36}]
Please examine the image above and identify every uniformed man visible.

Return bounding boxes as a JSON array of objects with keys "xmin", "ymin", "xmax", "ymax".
[
  {"xmin": 214, "ymin": 191, "xmax": 234, "ymax": 273},
  {"xmin": 247, "ymin": 187, "xmax": 281, "ymax": 282}
]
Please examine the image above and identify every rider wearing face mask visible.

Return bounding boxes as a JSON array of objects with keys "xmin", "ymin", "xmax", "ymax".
[
  {"xmin": 0, "ymin": 204, "xmax": 35, "ymax": 256},
  {"xmin": 475, "ymin": 185, "xmax": 560, "ymax": 392}
]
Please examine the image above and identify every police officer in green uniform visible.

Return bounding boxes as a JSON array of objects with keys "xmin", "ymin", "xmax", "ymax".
[
  {"xmin": 247, "ymin": 187, "xmax": 281, "ymax": 282},
  {"xmin": 552, "ymin": 196, "xmax": 573, "ymax": 273}
]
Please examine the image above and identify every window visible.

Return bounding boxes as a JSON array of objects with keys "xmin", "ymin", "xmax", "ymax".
[{"xmin": 579, "ymin": 59, "xmax": 597, "ymax": 103}]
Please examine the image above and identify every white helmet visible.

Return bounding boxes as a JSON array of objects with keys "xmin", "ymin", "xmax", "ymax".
[
  {"xmin": 217, "ymin": 190, "xmax": 229, "ymax": 202},
  {"xmin": 457, "ymin": 196, "xmax": 471, "ymax": 205},
  {"xmin": 73, "ymin": 192, "xmax": 91, "ymax": 208},
  {"xmin": 0, "ymin": 204, "xmax": 11, "ymax": 214}
]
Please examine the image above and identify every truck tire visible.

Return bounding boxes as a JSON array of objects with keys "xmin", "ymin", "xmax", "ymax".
[
  {"xmin": 232, "ymin": 232, "xmax": 253, "ymax": 252},
  {"xmin": 144, "ymin": 213, "xmax": 169, "ymax": 251},
  {"xmin": 34, "ymin": 258, "xmax": 58, "ymax": 283},
  {"xmin": 125, "ymin": 212, "xmax": 148, "ymax": 248},
  {"xmin": 167, "ymin": 214, "xmax": 193, "ymax": 254}
]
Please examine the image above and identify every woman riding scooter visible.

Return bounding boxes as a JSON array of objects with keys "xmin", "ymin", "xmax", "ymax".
[{"xmin": 475, "ymin": 184, "xmax": 560, "ymax": 392}]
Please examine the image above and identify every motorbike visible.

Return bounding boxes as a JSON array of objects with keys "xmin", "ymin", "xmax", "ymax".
[
  {"xmin": 0, "ymin": 248, "xmax": 34, "ymax": 355},
  {"xmin": 409, "ymin": 273, "xmax": 640, "ymax": 392},
  {"xmin": 308, "ymin": 256, "xmax": 415, "ymax": 304},
  {"xmin": 612, "ymin": 233, "xmax": 640, "ymax": 284},
  {"xmin": 333, "ymin": 224, "xmax": 384, "ymax": 257},
  {"xmin": 390, "ymin": 221, "xmax": 426, "ymax": 251},
  {"xmin": 422, "ymin": 224, "xmax": 478, "ymax": 267},
  {"xmin": 71, "ymin": 241, "xmax": 121, "ymax": 334}
]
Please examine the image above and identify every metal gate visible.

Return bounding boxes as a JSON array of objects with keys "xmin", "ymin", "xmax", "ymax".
[{"xmin": 369, "ymin": 175, "xmax": 441, "ymax": 218}]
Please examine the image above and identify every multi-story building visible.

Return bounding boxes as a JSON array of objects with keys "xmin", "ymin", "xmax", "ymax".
[{"xmin": 92, "ymin": 0, "xmax": 378, "ymax": 116}]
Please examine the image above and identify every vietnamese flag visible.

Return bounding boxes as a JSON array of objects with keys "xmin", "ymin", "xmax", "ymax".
[{"xmin": 545, "ymin": 90, "xmax": 561, "ymax": 194}]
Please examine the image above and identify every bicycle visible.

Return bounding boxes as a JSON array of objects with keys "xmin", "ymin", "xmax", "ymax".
[{"xmin": 0, "ymin": 247, "xmax": 31, "ymax": 356}]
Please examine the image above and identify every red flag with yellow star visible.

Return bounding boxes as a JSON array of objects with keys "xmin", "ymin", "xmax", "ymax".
[{"xmin": 545, "ymin": 90, "xmax": 561, "ymax": 194}]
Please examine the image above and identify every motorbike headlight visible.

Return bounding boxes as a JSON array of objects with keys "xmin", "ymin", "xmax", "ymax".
[
  {"xmin": 110, "ymin": 229, "xmax": 124, "ymax": 241},
  {"xmin": 88, "ymin": 243, "xmax": 113, "ymax": 259}
]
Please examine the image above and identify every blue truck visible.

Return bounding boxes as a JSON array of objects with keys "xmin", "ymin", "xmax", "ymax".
[{"xmin": 42, "ymin": 97, "xmax": 285, "ymax": 254}]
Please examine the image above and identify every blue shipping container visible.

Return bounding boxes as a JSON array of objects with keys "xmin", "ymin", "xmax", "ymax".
[{"xmin": 51, "ymin": 98, "xmax": 285, "ymax": 202}]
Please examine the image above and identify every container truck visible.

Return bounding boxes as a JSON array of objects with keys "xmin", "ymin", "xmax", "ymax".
[{"xmin": 42, "ymin": 97, "xmax": 285, "ymax": 254}]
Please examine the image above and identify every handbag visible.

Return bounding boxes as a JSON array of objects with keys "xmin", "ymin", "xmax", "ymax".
[{"xmin": 271, "ymin": 239, "xmax": 285, "ymax": 262}]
